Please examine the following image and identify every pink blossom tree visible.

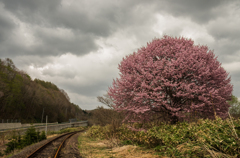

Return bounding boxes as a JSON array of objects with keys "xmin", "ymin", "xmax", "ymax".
[{"xmin": 108, "ymin": 35, "xmax": 233, "ymax": 124}]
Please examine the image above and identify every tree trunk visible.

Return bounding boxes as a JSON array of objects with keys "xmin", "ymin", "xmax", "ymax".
[{"xmin": 170, "ymin": 115, "xmax": 179, "ymax": 124}]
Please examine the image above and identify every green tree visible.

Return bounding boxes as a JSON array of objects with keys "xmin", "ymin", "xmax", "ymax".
[{"xmin": 228, "ymin": 95, "xmax": 240, "ymax": 117}]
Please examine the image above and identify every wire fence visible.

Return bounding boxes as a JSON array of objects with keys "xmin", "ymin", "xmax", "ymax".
[{"xmin": 0, "ymin": 119, "xmax": 21, "ymax": 123}]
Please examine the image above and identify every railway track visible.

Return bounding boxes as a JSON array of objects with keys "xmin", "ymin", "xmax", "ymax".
[{"xmin": 26, "ymin": 130, "xmax": 84, "ymax": 158}]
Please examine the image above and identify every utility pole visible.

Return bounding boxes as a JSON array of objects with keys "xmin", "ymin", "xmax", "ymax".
[
  {"xmin": 45, "ymin": 115, "xmax": 48, "ymax": 136},
  {"xmin": 41, "ymin": 108, "xmax": 45, "ymax": 123},
  {"xmin": 65, "ymin": 108, "xmax": 68, "ymax": 121}
]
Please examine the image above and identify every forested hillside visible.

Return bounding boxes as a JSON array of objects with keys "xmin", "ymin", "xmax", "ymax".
[{"xmin": 0, "ymin": 58, "xmax": 85, "ymax": 123}]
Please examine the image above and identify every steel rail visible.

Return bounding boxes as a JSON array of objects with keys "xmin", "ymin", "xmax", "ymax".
[
  {"xmin": 26, "ymin": 130, "xmax": 84, "ymax": 158},
  {"xmin": 53, "ymin": 132, "xmax": 77, "ymax": 158}
]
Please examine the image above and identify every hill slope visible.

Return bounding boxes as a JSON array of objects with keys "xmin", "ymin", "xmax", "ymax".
[{"xmin": 0, "ymin": 58, "xmax": 85, "ymax": 123}]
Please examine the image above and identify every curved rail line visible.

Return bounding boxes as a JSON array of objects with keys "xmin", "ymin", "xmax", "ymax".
[{"xmin": 26, "ymin": 130, "xmax": 84, "ymax": 158}]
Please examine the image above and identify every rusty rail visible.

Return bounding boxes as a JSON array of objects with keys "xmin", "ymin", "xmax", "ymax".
[
  {"xmin": 54, "ymin": 132, "xmax": 76, "ymax": 158},
  {"xmin": 26, "ymin": 130, "xmax": 84, "ymax": 158}
]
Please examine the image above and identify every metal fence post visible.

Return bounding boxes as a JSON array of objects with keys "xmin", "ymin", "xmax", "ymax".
[{"xmin": 45, "ymin": 115, "xmax": 48, "ymax": 136}]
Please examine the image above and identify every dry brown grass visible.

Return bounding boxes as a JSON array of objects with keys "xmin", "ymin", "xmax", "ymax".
[{"xmin": 78, "ymin": 132, "xmax": 162, "ymax": 158}]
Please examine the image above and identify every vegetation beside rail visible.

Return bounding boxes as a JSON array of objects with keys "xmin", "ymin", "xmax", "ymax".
[
  {"xmin": 3, "ymin": 126, "xmax": 46, "ymax": 155},
  {"xmin": 47, "ymin": 126, "xmax": 87, "ymax": 135},
  {"xmin": 0, "ymin": 126, "xmax": 87, "ymax": 157},
  {"xmin": 86, "ymin": 116, "xmax": 240, "ymax": 157},
  {"xmin": 78, "ymin": 132, "xmax": 159, "ymax": 158}
]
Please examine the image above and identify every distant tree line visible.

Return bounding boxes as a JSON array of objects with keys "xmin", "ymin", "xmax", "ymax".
[{"xmin": 0, "ymin": 58, "xmax": 85, "ymax": 123}]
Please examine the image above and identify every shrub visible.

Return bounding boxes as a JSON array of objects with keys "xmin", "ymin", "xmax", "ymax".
[
  {"xmin": 40, "ymin": 131, "xmax": 47, "ymax": 141},
  {"xmin": 86, "ymin": 116, "xmax": 240, "ymax": 157},
  {"xmin": 23, "ymin": 126, "xmax": 39, "ymax": 146},
  {"xmin": 4, "ymin": 126, "xmax": 46, "ymax": 154}
]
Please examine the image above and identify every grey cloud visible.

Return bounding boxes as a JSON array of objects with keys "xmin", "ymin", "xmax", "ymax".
[
  {"xmin": 0, "ymin": 0, "xmax": 158, "ymax": 58},
  {"xmin": 0, "ymin": 25, "xmax": 98, "ymax": 57},
  {"xmin": 0, "ymin": 42, "xmax": 29, "ymax": 58},
  {"xmin": 0, "ymin": 8, "xmax": 15, "ymax": 43},
  {"xmin": 215, "ymin": 40, "xmax": 240, "ymax": 56},
  {"xmin": 207, "ymin": 19, "xmax": 240, "ymax": 41},
  {"xmin": 231, "ymin": 75, "xmax": 240, "ymax": 98},
  {"xmin": 209, "ymin": 28, "xmax": 240, "ymax": 41},
  {"xmin": 50, "ymin": 9, "xmax": 112, "ymax": 36},
  {"xmin": 11, "ymin": 55, "xmax": 54, "ymax": 68},
  {"xmin": 208, "ymin": 37, "xmax": 240, "ymax": 64},
  {"xmin": 0, "ymin": 0, "xmax": 240, "ymax": 109},
  {"xmin": 42, "ymin": 68, "xmax": 76, "ymax": 79},
  {"xmin": 34, "ymin": 30, "xmax": 97, "ymax": 56},
  {"xmin": 1, "ymin": 0, "xmax": 60, "ymax": 25},
  {"xmin": 206, "ymin": 14, "xmax": 240, "ymax": 61},
  {"xmin": 59, "ymin": 80, "xmax": 111, "ymax": 97},
  {"xmin": 0, "ymin": 0, "xmax": 235, "ymax": 58},
  {"xmin": 152, "ymin": 0, "xmax": 228, "ymax": 24},
  {"xmin": 1, "ymin": 0, "xmax": 115, "ymax": 36},
  {"xmin": 0, "ymin": 0, "xmax": 113, "ymax": 57}
]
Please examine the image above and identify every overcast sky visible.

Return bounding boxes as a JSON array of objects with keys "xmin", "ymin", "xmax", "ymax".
[{"xmin": 0, "ymin": 0, "xmax": 240, "ymax": 110}]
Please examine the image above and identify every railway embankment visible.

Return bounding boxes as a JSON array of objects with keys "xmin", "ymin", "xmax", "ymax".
[{"xmin": 0, "ymin": 123, "xmax": 88, "ymax": 157}]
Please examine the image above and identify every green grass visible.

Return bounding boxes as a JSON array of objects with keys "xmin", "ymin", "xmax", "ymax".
[{"xmin": 86, "ymin": 116, "xmax": 240, "ymax": 157}]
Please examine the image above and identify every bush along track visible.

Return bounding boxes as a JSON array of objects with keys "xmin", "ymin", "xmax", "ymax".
[
  {"xmin": 4, "ymin": 126, "xmax": 46, "ymax": 155},
  {"xmin": 86, "ymin": 116, "xmax": 240, "ymax": 157}
]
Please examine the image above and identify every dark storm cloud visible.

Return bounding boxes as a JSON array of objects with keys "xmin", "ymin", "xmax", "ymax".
[
  {"xmin": 0, "ymin": 0, "xmax": 114, "ymax": 57},
  {"xmin": 0, "ymin": 0, "xmax": 149, "ymax": 59},
  {"xmin": 1, "ymin": 0, "xmax": 153, "ymax": 36},
  {"xmin": 0, "ymin": 0, "xmax": 233, "ymax": 58}
]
